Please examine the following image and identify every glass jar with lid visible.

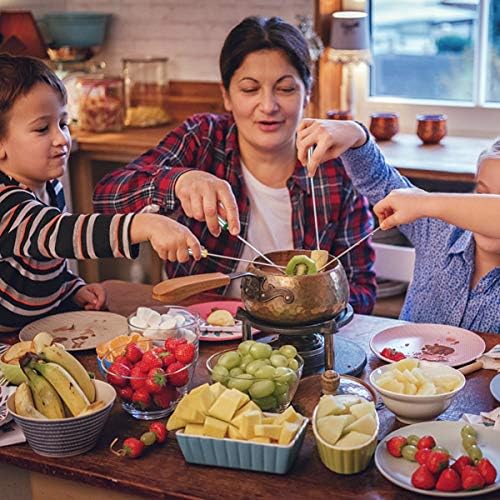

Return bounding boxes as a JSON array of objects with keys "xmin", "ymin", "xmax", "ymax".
[
  {"xmin": 122, "ymin": 57, "xmax": 171, "ymax": 127},
  {"xmin": 76, "ymin": 75, "xmax": 124, "ymax": 132}
]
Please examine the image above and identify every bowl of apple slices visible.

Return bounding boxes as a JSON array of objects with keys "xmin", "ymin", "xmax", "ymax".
[{"xmin": 369, "ymin": 358, "xmax": 465, "ymax": 424}]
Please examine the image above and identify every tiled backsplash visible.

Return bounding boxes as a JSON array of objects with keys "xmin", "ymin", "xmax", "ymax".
[{"xmin": 5, "ymin": 0, "xmax": 313, "ymax": 80}]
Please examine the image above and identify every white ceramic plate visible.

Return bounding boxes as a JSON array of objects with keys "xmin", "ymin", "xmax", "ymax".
[
  {"xmin": 375, "ymin": 421, "xmax": 500, "ymax": 497},
  {"xmin": 19, "ymin": 311, "xmax": 128, "ymax": 351},
  {"xmin": 370, "ymin": 323, "xmax": 486, "ymax": 367},
  {"xmin": 490, "ymin": 374, "xmax": 500, "ymax": 403}
]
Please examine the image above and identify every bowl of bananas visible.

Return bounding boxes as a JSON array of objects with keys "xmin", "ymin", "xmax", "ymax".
[{"xmin": 6, "ymin": 333, "xmax": 116, "ymax": 457}]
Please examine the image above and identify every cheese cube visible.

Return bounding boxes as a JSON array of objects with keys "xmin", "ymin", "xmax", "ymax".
[
  {"xmin": 262, "ymin": 416, "xmax": 275, "ymax": 425},
  {"xmin": 183, "ymin": 424, "xmax": 205, "ymax": 436},
  {"xmin": 203, "ymin": 416, "xmax": 229, "ymax": 438},
  {"xmin": 227, "ymin": 424, "xmax": 244, "ymax": 440},
  {"xmin": 273, "ymin": 406, "xmax": 301, "ymax": 426},
  {"xmin": 236, "ymin": 391, "xmax": 250, "ymax": 410},
  {"xmin": 190, "ymin": 384, "xmax": 216, "ymax": 414},
  {"xmin": 208, "ymin": 388, "xmax": 242, "ymax": 422},
  {"xmin": 174, "ymin": 404, "xmax": 205, "ymax": 424},
  {"xmin": 240, "ymin": 410, "xmax": 262, "ymax": 439},
  {"xmin": 250, "ymin": 437, "xmax": 271, "ymax": 444},
  {"xmin": 209, "ymin": 382, "xmax": 227, "ymax": 399},
  {"xmin": 278, "ymin": 422, "xmax": 300, "ymax": 445},
  {"xmin": 234, "ymin": 400, "xmax": 261, "ymax": 418},
  {"xmin": 254, "ymin": 424, "xmax": 282, "ymax": 441}
]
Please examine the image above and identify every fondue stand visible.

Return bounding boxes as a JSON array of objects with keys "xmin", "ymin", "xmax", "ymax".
[{"xmin": 236, "ymin": 304, "xmax": 367, "ymax": 377}]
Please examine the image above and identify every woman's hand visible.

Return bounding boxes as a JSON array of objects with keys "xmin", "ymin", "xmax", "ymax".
[
  {"xmin": 74, "ymin": 283, "xmax": 106, "ymax": 311},
  {"xmin": 174, "ymin": 170, "xmax": 240, "ymax": 237},
  {"xmin": 296, "ymin": 119, "xmax": 367, "ymax": 176},
  {"xmin": 373, "ymin": 188, "xmax": 429, "ymax": 229}
]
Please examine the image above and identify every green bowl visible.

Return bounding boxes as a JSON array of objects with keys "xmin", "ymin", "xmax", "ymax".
[{"xmin": 312, "ymin": 403, "xmax": 379, "ymax": 474}]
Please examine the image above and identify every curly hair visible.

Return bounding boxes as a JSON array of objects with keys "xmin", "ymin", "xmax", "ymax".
[{"xmin": 478, "ymin": 137, "xmax": 500, "ymax": 164}]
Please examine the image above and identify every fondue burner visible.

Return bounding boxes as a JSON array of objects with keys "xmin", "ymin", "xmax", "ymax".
[{"xmin": 236, "ymin": 305, "xmax": 367, "ymax": 376}]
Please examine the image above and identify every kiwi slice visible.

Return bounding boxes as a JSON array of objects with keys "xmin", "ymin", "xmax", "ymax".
[{"xmin": 285, "ymin": 255, "xmax": 318, "ymax": 276}]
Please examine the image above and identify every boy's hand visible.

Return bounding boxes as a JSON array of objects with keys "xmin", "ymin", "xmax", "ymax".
[
  {"xmin": 374, "ymin": 188, "xmax": 428, "ymax": 229},
  {"xmin": 74, "ymin": 283, "xmax": 106, "ymax": 310},
  {"xmin": 296, "ymin": 119, "xmax": 367, "ymax": 176},
  {"xmin": 148, "ymin": 216, "xmax": 203, "ymax": 263}
]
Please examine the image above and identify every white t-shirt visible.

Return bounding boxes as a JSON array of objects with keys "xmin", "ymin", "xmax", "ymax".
[{"xmin": 225, "ymin": 162, "xmax": 294, "ymax": 297}]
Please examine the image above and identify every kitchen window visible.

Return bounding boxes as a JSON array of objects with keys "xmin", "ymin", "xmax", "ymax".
[{"xmin": 355, "ymin": 0, "xmax": 500, "ymax": 137}]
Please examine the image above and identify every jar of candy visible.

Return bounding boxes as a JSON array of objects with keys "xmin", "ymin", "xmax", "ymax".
[
  {"xmin": 76, "ymin": 76, "xmax": 124, "ymax": 132},
  {"xmin": 122, "ymin": 57, "xmax": 170, "ymax": 127}
]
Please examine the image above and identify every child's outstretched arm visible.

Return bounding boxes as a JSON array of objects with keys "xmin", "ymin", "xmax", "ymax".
[{"xmin": 374, "ymin": 189, "xmax": 500, "ymax": 238}]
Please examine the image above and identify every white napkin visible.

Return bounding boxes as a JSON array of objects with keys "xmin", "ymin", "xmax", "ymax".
[
  {"xmin": 0, "ymin": 387, "xmax": 26, "ymax": 447},
  {"xmin": 460, "ymin": 407, "xmax": 500, "ymax": 431}
]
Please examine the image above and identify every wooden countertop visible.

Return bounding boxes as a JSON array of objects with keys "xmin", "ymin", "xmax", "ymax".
[{"xmin": 0, "ymin": 281, "xmax": 498, "ymax": 499}]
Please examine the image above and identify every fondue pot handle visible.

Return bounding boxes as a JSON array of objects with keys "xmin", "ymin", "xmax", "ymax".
[{"xmin": 152, "ymin": 272, "xmax": 248, "ymax": 303}]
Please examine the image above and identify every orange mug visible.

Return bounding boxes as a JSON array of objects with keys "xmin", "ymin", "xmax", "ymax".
[
  {"xmin": 416, "ymin": 114, "xmax": 447, "ymax": 144},
  {"xmin": 369, "ymin": 112, "xmax": 399, "ymax": 141}
]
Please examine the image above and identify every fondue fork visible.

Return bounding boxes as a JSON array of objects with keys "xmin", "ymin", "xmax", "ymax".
[
  {"xmin": 308, "ymin": 147, "xmax": 320, "ymax": 250},
  {"xmin": 216, "ymin": 215, "xmax": 285, "ymax": 274},
  {"xmin": 317, "ymin": 227, "xmax": 381, "ymax": 272},
  {"xmin": 188, "ymin": 248, "xmax": 286, "ymax": 269}
]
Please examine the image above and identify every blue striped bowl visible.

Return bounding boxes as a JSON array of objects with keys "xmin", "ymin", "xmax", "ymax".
[
  {"xmin": 7, "ymin": 380, "xmax": 115, "ymax": 457},
  {"xmin": 176, "ymin": 414, "xmax": 308, "ymax": 474}
]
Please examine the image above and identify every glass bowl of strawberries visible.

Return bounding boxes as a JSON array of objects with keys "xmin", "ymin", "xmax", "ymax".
[{"xmin": 100, "ymin": 323, "xmax": 199, "ymax": 420}]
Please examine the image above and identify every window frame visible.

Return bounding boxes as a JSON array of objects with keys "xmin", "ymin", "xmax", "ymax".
[{"xmin": 355, "ymin": 0, "xmax": 499, "ymax": 137}]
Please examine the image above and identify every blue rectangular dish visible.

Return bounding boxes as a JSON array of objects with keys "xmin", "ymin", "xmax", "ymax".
[{"xmin": 176, "ymin": 415, "xmax": 308, "ymax": 474}]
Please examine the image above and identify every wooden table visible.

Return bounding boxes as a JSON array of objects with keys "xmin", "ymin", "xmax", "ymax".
[{"xmin": 1, "ymin": 281, "xmax": 499, "ymax": 499}]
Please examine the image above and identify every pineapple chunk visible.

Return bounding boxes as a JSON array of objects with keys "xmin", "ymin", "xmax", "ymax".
[
  {"xmin": 316, "ymin": 395, "xmax": 347, "ymax": 419},
  {"xmin": 393, "ymin": 358, "xmax": 419, "ymax": 371},
  {"xmin": 184, "ymin": 424, "xmax": 205, "ymax": 436},
  {"xmin": 166, "ymin": 413, "xmax": 187, "ymax": 431},
  {"xmin": 402, "ymin": 369, "xmax": 419, "ymax": 385},
  {"xmin": 403, "ymin": 382, "xmax": 418, "ymax": 395},
  {"xmin": 208, "ymin": 388, "xmax": 242, "ymax": 422},
  {"xmin": 411, "ymin": 367, "xmax": 427, "ymax": 385},
  {"xmin": 417, "ymin": 382, "xmax": 437, "ymax": 396},
  {"xmin": 349, "ymin": 402, "xmax": 375, "ymax": 420},
  {"xmin": 335, "ymin": 430, "xmax": 372, "ymax": 448},
  {"xmin": 392, "ymin": 369, "xmax": 407, "ymax": 384},
  {"xmin": 344, "ymin": 414, "xmax": 377, "ymax": 436},
  {"xmin": 203, "ymin": 416, "xmax": 228, "ymax": 438},
  {"xmin": 278, "ymin": 422, "xmax": 300, "ymax": 445},
  {"xmin": 376, "ymin": 378, "xmax": 404, "ymax": 393},
  {"xmin": 254, "ymin": 424, "xmax": 282, "ymax": 441},
  {"xmin": 262, "ymin": 416, "xmax": 275, "ymax": 425}
]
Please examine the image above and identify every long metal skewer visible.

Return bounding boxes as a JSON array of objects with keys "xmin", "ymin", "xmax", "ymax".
[
  {"xmin": 317, "ymin": 227, "xmax": 381, "ymax": 272},
  {"xmin": 188, "ymin": 248, "xmax": 286, "ymax": 269},
  {"xmin": 308, "ymin": 147, "xmax": 320, "ymax": 250},
  {"xmin": 216, "ymin": 215, "xmax": 285, "ymax": 274}
]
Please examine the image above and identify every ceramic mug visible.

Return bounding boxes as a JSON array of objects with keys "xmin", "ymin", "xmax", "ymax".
[
  {"xmin": 369, "ymin": 112, "xmax": 399, "ymax": 141},
  {"xmin": 416, "ymin": 114, "xmax": 447, "ymax": 144}
]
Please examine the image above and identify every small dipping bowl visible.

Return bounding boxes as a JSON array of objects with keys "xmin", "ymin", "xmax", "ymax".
[
  {"xmin": 369, "ymin": 112, "xmax": 399, "ymax": 141},
  {"xmin": 416, "ymin": 114, "xmax": 447, "ymax": 144}
]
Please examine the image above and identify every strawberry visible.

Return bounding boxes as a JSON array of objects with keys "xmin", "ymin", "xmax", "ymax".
[
  {"xmin": 153, "ymin": 385, "xmax": 178, "ymax": 409},
  {"xmin": 132, "ymin": 388, "xmax": 152, "ymax": 410},
  {"xmin": 130, "ymin": 365, "xmax": 147, "ymax": 390},
  {"xmin": 125, "ymin": 342, "xmax": 143, "ymax": 363},
  {"xmin": 462, "ymin": 465, "xmax": 486, "ymax": 491},
  {"xmin": 451, "ymin": 455, "xmax": 473, "ymax": 476},
  {"xmin": 144, "ymin": 367, "xmax": 167, "ymax": 394},
  {"xmin": 114, "ymin": 355, "xmax": 132, "ymax": 368},
  {"xmin": 164, "ymin": 337, "xmax": 187, "ymax": 352},
  {"xmin": 161, "ymin": 350, "xmax": 176, "ymax": 368},
  {"xmin": 436, "ymin": 467, "xmax": 462, "ymax": 492},
  {"xmin": 106, "ymin": 362, "xmax": 130, "ymax": 387},
  {"xmin": 411, "ymin": 464, "xmax": 436, "ymax": 490},
  {"xmin": 149, "ymin": 422, "xmax": 168, "ymax": 444},
  {"xmin": 380, "ymin": 347, "xmax": 406, "ymax": 361},
  {"xmin": 141, "ymin": 350, "xmax": 163, "ymax": 371},
  {"xmin": 416, "ymin": 448, "xmax": 433, "ymax": 466},
  {"xmin": 122, "ymin": 437, "xmax": 144, "ymax": 458},
  {"xmin": 386, "ymin": 436, "xmax": 408, "ymax": 457},
  {"xmin": 174, "ymin": 342, "xmax": 196, "ymax": 364},
  {"xmin": 476, "ymin": 458, "xmax": 497, "ymax": 486},
  {"xmin": 117, "ymin": 385, "xmax": 134, "ymax": 402},
  {"xmin": 427, "ymin": 450, "xmax": 450, "ymax": 474},
  {"xmin": 417, "ymin": 435, "xmax": 436, "ymax": 450},
  {"xmin": 166, "ymin": 361, "xmax": 189, "ymax": 387}
]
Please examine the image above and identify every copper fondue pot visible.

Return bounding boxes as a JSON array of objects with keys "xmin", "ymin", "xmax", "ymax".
[{"xmin": 152, "ymin": 250, "xmax": 349, "ymax": 325}]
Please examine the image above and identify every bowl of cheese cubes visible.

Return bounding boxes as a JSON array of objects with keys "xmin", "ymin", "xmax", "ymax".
[
  {"xmin": 312, "ymin": 393, "xmax": 379, "ymax": 474},
  {"xmin": 167, "ymin": 382, "xmax": 308, "ymax": 474},
  {"xmin": 369, "ymin": 358, "xmax": 465, "ymax": 423}
]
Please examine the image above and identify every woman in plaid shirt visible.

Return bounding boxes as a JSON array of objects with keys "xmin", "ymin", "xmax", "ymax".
[{"xmin": 93, "ymin": 16, "xmax": 376, "ymax": 314}]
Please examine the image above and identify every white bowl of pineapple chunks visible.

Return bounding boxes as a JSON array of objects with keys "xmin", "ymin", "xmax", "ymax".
[
  {"xmin": 312, "ymin": 393, "xmax": 379, "ymax": 474},
  {"xmin": 369, "ymin": 358, "xmax": 465, "ymax": 424}
]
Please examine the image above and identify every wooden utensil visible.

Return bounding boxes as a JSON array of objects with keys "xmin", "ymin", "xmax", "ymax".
[
  {"xmin": 459, "ymin": 349, "xmax": 500, "ymax": 375},
  {"xmin": 308, "ymin": 147, "xmax": 320, "ymax": 250}
]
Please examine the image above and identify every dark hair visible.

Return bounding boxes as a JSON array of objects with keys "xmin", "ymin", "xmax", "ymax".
[
  {"xmin": 219, "ymin": 16, "xmax": 312, "ymax": 92},
  {"xmin": 0, "ymin": 53, "xmax": 67, "ymax": 138}
]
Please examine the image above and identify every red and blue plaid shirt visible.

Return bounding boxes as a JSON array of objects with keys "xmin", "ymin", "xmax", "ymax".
[{"xmin": 93, "ymin": 113, "xmax": 376, "ymax": 313}]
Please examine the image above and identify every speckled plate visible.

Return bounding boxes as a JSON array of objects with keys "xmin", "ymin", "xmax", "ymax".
[
  {"xmin": 375, "ymin": 421, "xmax": 500, "ymax": 497},
  {"xmin": 370, "ymin": 323, "xmax": 485, "ymax": 367},
  {"xmin": 19, "ymin": 311, "xmax": 128, "ymax": 351},
  {"xmin": 490, "ymin": 374, "xmax": 500, "ymax": 402}
]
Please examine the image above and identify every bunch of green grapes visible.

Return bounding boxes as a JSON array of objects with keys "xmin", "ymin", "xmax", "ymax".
[{"xmin": 210, "ymin": 341, "xmax": 300, "ymax": 411}]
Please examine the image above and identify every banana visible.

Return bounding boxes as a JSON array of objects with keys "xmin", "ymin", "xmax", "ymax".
[
  {"xmin": 33, "ymin": 361, "xmax": 90, "ymax": 417},
  {"xmin": 14, "ymin": 382, "xmax": 47, "ymax": 419},
  {"xmin": 31, "ymin": 331, "xmax": 54, "ymax": 354},
  {"xmin": 41, "ymin": 344, "xmax": 96, "ymax": 403},
  {"xmin": 22, "ymin": 366, "xmax": 65, "ymax": 419}
]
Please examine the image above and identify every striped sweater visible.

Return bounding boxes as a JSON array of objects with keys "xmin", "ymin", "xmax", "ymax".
[{"xmin": 0, "ymin": 171, "xmax": 138, "ymax": 331}]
